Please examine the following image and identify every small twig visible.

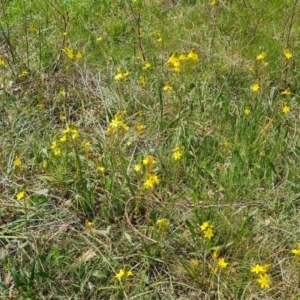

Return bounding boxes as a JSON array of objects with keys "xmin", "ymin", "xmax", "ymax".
[
  {"xmin": 125, "ymin": 197, "xmax": 159, "ymax": 244},
  {"xmin": 284, "ymin": 0, "xmax": 298, "ymax": 86},
  {"xmin": 44, "ymin": 0, "xmax": 69, "ymax": 73},
  {"xmin": 127, "ymin": 3, "xmax": 146, "ymax": 62},
  {"xmin": 285, "ymin": 0, "xmax": 298, "ymax": 49}
]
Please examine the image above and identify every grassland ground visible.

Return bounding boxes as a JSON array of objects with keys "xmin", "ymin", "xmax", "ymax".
[{"xmin": 1, "ymin": 0, "xmax": 300, "ymax": 299}]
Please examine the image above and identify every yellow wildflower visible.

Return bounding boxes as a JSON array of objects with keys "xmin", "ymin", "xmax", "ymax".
[
  {"xmin": 143, "ymin": 155, "xmax": 156, "ymax": 166},
  {"xmin": 212, "ymin": 246, "xmax": 221, "ymax": 260},
  {"xmin": 53, "ymin": 148, "xmax": 61, "ymax": 157},
  {"xmin": 114, "ymin": 68, "xmax": 130, "ymax": 81},
  {"xmin": 292, "ymin": 244, "xmax": 300, "ymax": 256},
  {"xmin": 256, "ymin": 52, "xmax": 267, "ymax": 60},
  {"xmin": 62, "ymin": 46, "xmax": 74, "ymax": 59},
  {"xmin": 134, "ymin": 164, "xmax": 142, "ymax": 172},
  {"xmin": 144, "ymin": 174, "xmax": 160, "ymax": 189},
  {"xmin": 172, "ymin": 143, "xmax": 184, "ymax": 160},
  {"xmin": 0, "ymin": 57, "xmax": 6, "ymax": 67},
  {"xmin": 60, "ymin": 135, "xmax": 67, "ymax": 142},
  {"xmin": 251, "ymin": 264, "xmax": 270, "ymax": 275},
  {"xmin": 139, "ymin": 75, "xmax": 146, "ymax": 85},
  {"xmin": 51, "ymin": 140, "xmax": 59, "ymax": 149},
  {"xmin": 114, "ymin": 73, "xmax": 123, "ymax": 81},
  {"xmin": 223, "ymin": 141, "xmax": 230, "ymax": 148},
  {"xmin": 217, "ymin": 258, "xmax": 228, "ymax": 268},
  {"xmin": 156, "ymin": 218, "xmax": 170, "ymax": 228},
  {"xmin": 120, "ymin": 121, "xmax": 129, "ymax": 131},
  {"xmin": 203, "ymin": 227, "xmax": 214, "ymax": 240},
  {"xmin": 18, "ymin": 70, "xmax": 29, "ymax": 78},
  {"xmin": 167, "ymin": 52, "xmax": 181, "ymax": 72},
  {"xmin": 75, "ymin": 51, "xmax": 82, "ymax": 59},
  {"xmin": 82, "ymin": 140, "xmax": 91, "ymax": 151},
  {"xmin": 85, "ymin": 220, "xmax": 93, "ymax": 232},
  {"xmin": 115, "ymin": 267, "xmax": 133, "ymax": 281},
  {"xmin": 96, "ymin": 37, "xmax": 103, "ymax": 42},
  {"xmin": 13, "ymin": 156, "xmax": 22, "ymax": 167},
  {"xmin": 136, "ymin": 122, "xmax": 145, "ymax": 131},
  {"xmin": 187, "ymin": 49, "xmax": 199, "ymax": 62},
  {"xmin": 72, "ymin": 129, "xmax": 79, "ymax": 140},
  {"xmin": 281, "ymin": 88, "xmax": 291, "ymax": 96},
  {"xmin": 142, "ymin": 61, "xmax": 151, "ymax": 70},
  {"xmin": 163, "ymin": 83, "xmax": 172, "ymax": 92},
  {"xmin": 115, "ymin": 68, "xmax": 130, "ymax": 81},
  {"xmin": 282, "ymin": 104, "xmax": 290, "ymax": 114},
  {"xmin": 210, "ymin": 0, "xmax": 217, "ymax": 6},
  {"xmin": 156, "ymin": 33, "xmax": 163, "ymax": 43},
  {"xmin": 284, "ymin": 49, "xmax": 292, "ymax": 60},
  {"xmin": 59, "ymin": 88, "xmax": 66, "ymax": 97},
  {"xmin": 178, "ymin": 53, "xmax": 188, "ymax": 61},
  {"xmin": 97, "ymin": 166, "xmax": 105, "ymax": 173},
  {"xmin": 200, "ymin": 221, "xmax": 212, "ymax": 231},
  {"xmin": 106, "ymin": 112, "xmax": 129, "ymax": 133},
  {"xmin": 123, "ymin": 70, "xmax": 130, "ymax": 78},
  {"xmin": 244, "ymin": 107, "xmax": 251, "ymax": 115},
  {"xmin": 257, "ymin": 273, "xmax": 270, "ymax": 289},
  {"xmin": 16, "ymin": 190, "xmax": 25, "ymax": 200},
  {"xmin": 251, "ymin": 83, "xmax": 260, "ymax": 92},
  {"xmin": 200, "ymin": 221, "xmax": 214, "ymax": 239},
  {"xmin": 63, "ymin": 125, "xmax": 79, "ymax": 140}
]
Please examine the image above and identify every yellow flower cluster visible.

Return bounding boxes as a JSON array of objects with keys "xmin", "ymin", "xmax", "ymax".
[
  {"xmin": 166, "ymin": 49, "xmax": 199, "ymax": 72},
  {"xmin": 212, "ymin": 246, "xmax": 228, "ymax": 273},
  {"xmin": 144, "ymin": 173, "xmax": 160, "ymax": 189},
  {"xmin": 172, "ymin": 143, "xmax": 184, "ymax": 160},
  {"xmin": 115, "ymin": 266, "xmax": 133, "ymax": 281},
  {"xmin": 63, "ymin": 125, "xmax": 79, "ymax": 140},
  {"xmin": 142, "ymin": 155, "xmax": 160, "ymax": 189},
  {"xmin": 62, "ymin": 46, "xmax": 82, "ymax": 60},
  {"xmin": 280, "ymin": 88, "xmax": 291, "ymax": 114},
  {"xmin": 114, "ymin": 68, "xmax": 130, "ymax": 81},
  {"xmin": 156, "ymin": 218, "xmax": 170, "ymax": 229},
  {"xmin": 256, "ymin": 52, "xmax": 267, "ymax": 60},
  {"xmin": 200, "ymin": 221, "xmax": 214, "ymax": 240},
  {"xmin": 51, "ymin": 124, "xmax": 80, "ymax": 156},
  {"xmin": 106, "ymin": 111, "xmax": 129, "ymax": 134},
  {"xmin": 251, "ymin": 264, "xmax": 271, "ymax": 289}
]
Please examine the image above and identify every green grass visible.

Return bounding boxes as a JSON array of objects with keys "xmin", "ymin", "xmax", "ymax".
[{"xmin": 1, "ymin": 0, "xmax": 300, "ymax": 299}]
